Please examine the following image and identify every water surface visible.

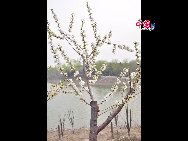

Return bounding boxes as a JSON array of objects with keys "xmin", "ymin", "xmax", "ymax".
[{"xmin": 47, "ymin": 82, "xmax": 141, "ymax": 130}]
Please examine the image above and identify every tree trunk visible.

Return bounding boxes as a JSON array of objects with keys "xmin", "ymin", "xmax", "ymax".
[{"xmin": 89, "ymin": 101, "xmax": 99, "ymax": 141}]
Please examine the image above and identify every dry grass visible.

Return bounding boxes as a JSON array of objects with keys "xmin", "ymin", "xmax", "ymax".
[{"xmin": 47, "ymin": 126, "xmax": 141, "ymax": 141}]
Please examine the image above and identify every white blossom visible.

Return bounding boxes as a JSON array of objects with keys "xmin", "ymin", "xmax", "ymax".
[
  {"xmin": 131, "ymin": 72, "xmax": 136, "ymax": 78},
  {"xmin": 79, "ymin": 80, "xmax": 85, "ymax": 86},
  {"xmin": 76, "ymin": 77, "xmax": 82, "ymax": 81},
  {"xmin": 68, "ymin": 79, "xmax": 73, "ymax": 83},
  {"xmin": 87, "ymin": 71, "xmax": 92, "ymax": 77},
  {"xmin": 74, "ymin": 71, "xmax": 79, "ymax": 77},
  {"xmin": 47, "ymin": 4, "xmax": 141, "ymax": 106},
  {"xmin": 89, "ymin": 80, "xmax": 97, "ymax": 85},
  {"xmin": 116, "ymin": 78, "xmax": 121, "ymax": 85},
  {"xmin": 100, "ymin": 64, "xmax": 107, "ymax": 71},
  {"xmin": 63, "ymin": 73, "xmax": 68, "ymax": 77}
]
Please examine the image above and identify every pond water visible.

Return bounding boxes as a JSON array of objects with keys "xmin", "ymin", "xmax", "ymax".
[{"xmin": 47, "ymin": 82, "xmax": 141, "ymax": 130}]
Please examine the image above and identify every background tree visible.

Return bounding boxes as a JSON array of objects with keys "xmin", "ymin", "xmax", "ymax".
[
  {"xmin": 47, "ymin": 59, "xmax": 137, "ymax": 79},
  {"xmin": 47, "ymin": 2, "xmax": 141, "ymax": 141}
]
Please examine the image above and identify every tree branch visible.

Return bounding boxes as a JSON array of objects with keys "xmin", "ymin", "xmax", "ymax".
[
  {"xmin": 82, "ymin": 55, "xmax": 95, "ymax": 101},
  {"xmin": 97, "ymin": 103, "xmax": 124, "ymax": 134},
  {"xmin": 97, "ymin": 90, "xmax": 131, "ymax": 134}
]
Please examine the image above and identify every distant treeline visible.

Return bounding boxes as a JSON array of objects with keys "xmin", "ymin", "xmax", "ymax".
[{"xmin": 47, "ymin": 59, "xmax": 140, "ymax": 81}]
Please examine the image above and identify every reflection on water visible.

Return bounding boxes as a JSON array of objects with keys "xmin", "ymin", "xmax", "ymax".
[{"xmin": 47, "ymin": 83, "xmax": 141, "ymax": 130}]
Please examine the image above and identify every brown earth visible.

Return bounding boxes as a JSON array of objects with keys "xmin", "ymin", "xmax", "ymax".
[{"xmin": 47, "ymin": 126, "xmax": 141, "ymax": 141}]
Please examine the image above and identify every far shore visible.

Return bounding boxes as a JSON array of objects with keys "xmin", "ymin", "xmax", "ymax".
[{"xmin": 47, "ymin": 76, "xmax": 129, "ymax": 86}]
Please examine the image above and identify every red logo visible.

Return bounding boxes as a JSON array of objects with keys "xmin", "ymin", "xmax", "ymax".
[{"xmin": 136, "ymin": 19, "xmax": 155, "ymax": 31}]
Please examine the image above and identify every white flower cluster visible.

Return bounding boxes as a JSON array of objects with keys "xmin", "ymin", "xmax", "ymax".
[
  {"xmin": 47, "ymin": 3, "xmax": 141, "ymax": 106},
  {"xmin": 133, "ymin": 80, "xmax": 141, "ymax": 95},
  {"xmin": 57, "ymin": 44, "xmax": 75, "ymax": 72},
  {"xmin": 86, "ymin": 71, "xmax": 92, "ymax": 78},
  {"xmin": 111, "ymin": 84, "xmax": 118, "ymax": 93},
  {"xmin": 76, "ymin": 77, "xmax": 89, "ymax": 95},
  {"xmin": 98, "ymin": 79, "xmax": 141, "ymax": 116},
  {"xmin": 122, "ymin": 82, "xmax": 128, "ymax": 92},
  {"xmin": 47, "ymin": 81, "xmax": 74, "ymax": 101},
  {"xmin": 116, "ymin": 78, "xmax": 121, "ymax": 85},
  {"xmin": 98, "ymin": 35, "xmax": 107, "ymax": 47},
  {"xmin": 91, "ymin": 70, "xmax": 101, "ymax": 81},
  {"xmin": 47, "ymin": 83, "xmax": 59, "ymax": 101},
  {"xmin": 112, "ymin": 44, "xmax": 134, "ymax": 54},
  {"xmin": 48, "ymin": 31, "xmax": 65, "ymax": 76},
  {"xmin": 68, "ymin": 79, "xmax": 83, "ymax": 96},
  {"xmin": 74, "ymin": 71, "xmax": 79, "ymax": 77},
  {"xmin": 80, "ymin": 19, "xmax": 87, "ymax": 50},
  {"xmin": 86, "ymin": 2, "xmax": 113, "ymax": 58},
  {"xmin": 119, "ymin": 68, "xmax": 129, "ymax": 78},
  {"xmin": 100, "ymin": 66, "xmax": 140, "ymax": 105},
  {"xmin": 130, "ymin": 72, "xmax": 136, "ymax": 78},
  {"xmin": 112, "ymin": 44, "xmax": 116, "ymax": 54},
  {"xmin": 86, "ymin": 63, "xmax": 107, "ymax": 87},
  {"xmin": 68, "ymin": 13, "xmax": 74, "ymax": 33},
  {"xmin": 63, "ymin": 72, "xmax": 68, "ymax": 77},
  {"xmin": 50, "ymin": 9, "xmax": 66, "ymax": 39},
  {"xmin": 100, "ymin": 77, "xmax": 121, "ymax": 104},
  {"xmin": 79, "ymin": 80, "xmax": 85, "ymax": 86},
  {"xmin": 108, "ymin": 30, "xmax": 112, "ymax": 38},
  {"xmin": 50, "ymin": 9, "xmax": 58, "ymax": 25},
  {"xmin": 134, "ymin": 41, "xmax": 141, "ymax": 83},
  {"xmin": 47, "ymin": 79, "xmax": 90, "ymax": 105},
  {"xmin": 86, "ymin": 2, "xmax": 98, "ymax": 40},
  {"xmin": 100, "ymin": 64, "xmax": 107, "ymax": 71},
  {"xmin": 88, "ymin": 80, "xmax": 97, "ymax": 85},
  {"xmin": 49, "ymin": 9, "xmax": 84, "ymax": 59}
]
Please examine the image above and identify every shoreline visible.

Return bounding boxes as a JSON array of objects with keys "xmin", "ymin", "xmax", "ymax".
[{"xmin": 47, "ymin": 76, "xmax": 128, "ymax": 86}]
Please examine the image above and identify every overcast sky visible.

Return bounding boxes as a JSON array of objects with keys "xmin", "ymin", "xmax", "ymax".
[{"xmin": 47, "ymin": 0, "xmax": 141, "ymax": 67}]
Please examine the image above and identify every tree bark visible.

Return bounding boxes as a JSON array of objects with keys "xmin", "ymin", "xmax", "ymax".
[{"xmin": 89, "ymin": 101, "xmax": 99, "ymax": 141}]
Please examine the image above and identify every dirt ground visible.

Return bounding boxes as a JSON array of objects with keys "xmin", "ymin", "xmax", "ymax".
[{"xmin": 47, "ymin": 126, "xmax": 141, "ymax": 141}]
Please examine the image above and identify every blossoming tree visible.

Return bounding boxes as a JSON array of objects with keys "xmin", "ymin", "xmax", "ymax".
[{"xmin": 47, "ymin": 2, "xmax": 141, "ymax": 141}]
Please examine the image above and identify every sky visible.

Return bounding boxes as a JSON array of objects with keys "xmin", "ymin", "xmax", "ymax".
[{"xmin": 47, "ymin": 0, "xmax": 141, "ymax": 67}]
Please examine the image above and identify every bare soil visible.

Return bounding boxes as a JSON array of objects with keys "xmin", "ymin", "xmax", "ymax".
[{"xmin": 47, "ymin": 126, "xmax": 141, "ymax": 141}]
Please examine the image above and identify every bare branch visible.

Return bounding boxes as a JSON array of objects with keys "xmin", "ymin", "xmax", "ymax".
[
  {"xmin": 97, "ymin": 102, "xmax": 125, "ymax": 134},
  {"xmin": 97, "ymin": 90, "xmax": 131, "ymax": 134}
]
